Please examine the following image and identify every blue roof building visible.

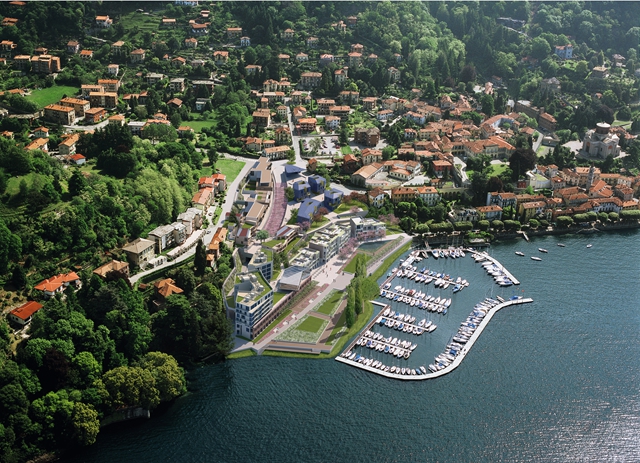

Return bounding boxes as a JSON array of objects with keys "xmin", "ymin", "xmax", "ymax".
[
  {"xmin": 284, "ymin": 164, "xmax": 304, "ymax": 177},
  {"xmin": 308, "ymin": 175, "xmax": 326, "ymax": 194},
  {"xmin": 293, "ymin": 179, "xmax": 311, "ymax": 201},
  {"xmin": 297, "ymin": 198, "xmax": 322, "ymax": 223},
  {"xmin": 324, "ymin": 188, "xmax": 343, "ymax": 210}
]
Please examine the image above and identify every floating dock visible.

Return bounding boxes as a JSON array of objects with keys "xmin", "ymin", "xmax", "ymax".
[
  {"xmin": 336, "ymin": 297, "xmax": 533, "ymax": 380},
  {"xmin": 469, "ymin": 250, "xmax": 520, "ymax": 285}
]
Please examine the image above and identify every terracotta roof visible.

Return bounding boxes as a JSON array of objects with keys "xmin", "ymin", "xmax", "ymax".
[
  {"xmin": 10, "ymin": 301, "xmax": 43, "ymax": 321},
  {"xmin": 154, "ymin": 278, "xmax": 183, "ymax": 298},
  {"xmin": 34, "ymin": 272, "xmax": 80, "ymax": 292}
]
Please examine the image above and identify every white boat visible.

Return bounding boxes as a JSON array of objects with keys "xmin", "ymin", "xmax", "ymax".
[
  {"xmin": 515, "ymin": 251, "xmax": 525, "ymax": 256},
  {"xmin": 586, "ymin": 244, "xmax": 592, "ymax": 248},
  {"xmin": 538, "ymin": 248, "xmax": 548, "ymax": 253},
  {"xmin": 531, "ymin": 256, "xmax": 542, "ymax": 261},
  {"xmin": 420, "ymin": 366, "xmax": 427, "ymax": 374}
]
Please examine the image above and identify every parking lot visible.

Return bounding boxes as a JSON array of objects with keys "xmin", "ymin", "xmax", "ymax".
[{"xmin": 300, "ymin": 135, "xmax": 342, "ymax": 157}]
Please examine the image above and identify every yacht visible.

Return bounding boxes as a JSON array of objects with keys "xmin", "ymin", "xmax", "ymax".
[
  {"xmin": 531, "ymin": 256, "xmax": 542, "ymax": 261},
  {"xmin": 586, "ymin": 244, "xmax": 592, "ymax": 248},
  {"xmin": 538, "ymin": 248, "xmax": 548, "ymax": 253},
  {"xmin": 515, "ymin": 251, "xmax": 525, "ymax": 256}
]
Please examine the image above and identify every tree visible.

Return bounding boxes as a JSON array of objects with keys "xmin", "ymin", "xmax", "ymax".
[
  {"xmin": 194, "ymin": 239, "xmax": 207, "ymax": 277},
  {"xmin": 99, "ymin": 366, "xmax": 160, "ymax": 411},
  {"xmin": 353, "ymin": 278, "xmax": 363, "ymax": 315},
  {"xmin": 509, "ymin": 148, "xmax": 537, "ymax": 180},
  {"xmin": 68, "ymin": 170, "xmax": 88, "ymax": 196},
  {"xmin": 256, "ymin": 230, "xmax": 269, "ymax": 243},
  {"xmin": 344, "ymin": 287, "xmax": 355, "ymax": 328},
  {"xmin": 556, "ymin": 216, "xmax": 574, "ymax": 227},
  {"xmin": 70, "ymin": 402, "xmax": 100, "ymax": 446},
  {"xmin": 136, "ymin": 352, "xmax": 186, "ymax": 403}
]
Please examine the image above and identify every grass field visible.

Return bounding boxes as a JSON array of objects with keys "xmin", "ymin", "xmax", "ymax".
[
  {"xmin": 343, "ymin": 252, "xmax": 370, "ymax": 273},
  {"xmin": 341, "ymin": 146, "xmax": 353, "ymax": 154},
  {"xmin": 296, "ymin": 315, "xmax": 325, "ymax": 333},
  {"xmin": 227, "ymin": 349, "xmax": 257, "ymax": 360},
  {"xmin": 216, "ymin": 159, "xmax": 245, "ymax": 184},
  {"xmin": 183, "ymin": 120, "xmax": 216, "ymax": 131},
  {"xmin": 334, "ymin": 200, "xmax": 368, "ymax": 214},
  {"xmin": 25, "ymin": 85, "xmax": 80, "ymax": 107},
  {"xmin": 315, "ymin": 290, "xmax": 343, "ymax": 315},
  {"xmin": 6, "ymin": 173, "xmax": 42, "ymax": 195}
]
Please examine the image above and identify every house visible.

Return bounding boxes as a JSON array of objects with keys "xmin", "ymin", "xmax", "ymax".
[
  {"xmin": 123, "ymin": 238, "xmax": 156, "ymax": 268},
  {"xmin": 350, "ymin": 217, "xmax": 386, "ymax": 241},
  {"xmin": 31, "ymin": 55, "xmax": 61, "ymax": 73},
  {"xmin": 195, "ymin": 98, "xmax": 211, "ymax": 111},
  {"xmin": 108, "ymin": 114, "xmax": 125, "ymax": 126},
  {"xmin": 248, "ymin": 157, "xmax": 273, "ymax": 190},
  {"xmin": 308, "ymin": 175, "xmax": 326, "ymax": 194},
  {"xmin": 84, "ymin": 107, "xmax": 106, "ymax": 123},
  {"xmin": 25, "ymin": 137, "xmax": 49, "ymax": 152},
  {"xmin": 324, "ymin": 188, "xmax": 343, "ymax": 210},
  {"xmin": 162, "ymin": 18, "xmax": 177, "ymax": 28},
  {"xmin": 107, "ymin": 64, "xmax": 119, "ymax": 75},
  {"xmin": 33, "ymin": 126, "xmax": 49, "ymax": 138},
  {"xmin": 95, "ymin": 15, "xmax": 112, "ymax": 28},
  {"xmin": 227, "ymin": 27, "xmax": 242, "ymax": 39},
  {"xmin": 252, "ymin": 109, "xmax": 271, "ymax": 127},
  {"xmin": 368, "ymin": 187, "xmax": 387, "ymax": 208},
  {"xmin": 66, "ymin": 40, "xmax": 80, "ymax": 54},
  {"xmin": 147, "ymin": 72, "xmax": 165, "ymax": 85},
  {"xmin": 240, "ymin": 36, "xmax": 251, "ymax": 47},
  {"xmin": 79, "ymin": 49, "xmax": 93, "ymax": 60},
  {"xmin": 282, "ymin": 28, "xmax": 295, "ymax": 41},
  {"xmin": 296, "ymin": 52, "xmax": 309, "ymax": 62},
  {"xmin": 169, "ymin": 77, "xmax": 186, "ymax": 93},
  {"xmin": 388, "ymin": 66, "xmax": 401, "ymax": 82},
  {"xmin": 245, "ymin": 64, "xmax": 262, "ymax": 75},
  {"xmin": 351, "ymin": 163, "xmax": 384, "ymax": 187},
  {"xmin": 263, "ymin": 145, "xmax": 290, "ymax": 160},
  {"xmin": 554, "ymin": 44, "xmax": 573, "ymax": 60},
  {"xmin": 191, "ymin": 187, "xmax": 214, "ymax": 210},
  {"xmin": 297, "ymin": 198, "xmax": 322, "ymax": 223},
  {"xmin": 177, "ymin": 126, "xmax": 194, "ymax": 138},
  {"xmin": 354, "ymin": 127, "xmax": 380, "ymax": 147},
  {"xmin": 334, "ymin": 68, "xmax": 347, "ymax": 84},
  {"xmin": 298, "ymin": 118, "xmax": 317, "ymax": 133},
  {"xmin": 155, "ymin": 278, "xmax": 183, "ymax": 300},
  {"xmin": 415, "ymin": 186, "xmax": 440, "ymax": 206},
  {"xmin": 9, "ymin": 301, "xmax": 43, "ymax": 325},
  {"xmin": 34, "ymin": 272, "xmax": 81, "ymax": 298},
  {"xmin": 111, "ymin": 41, "xmax": 125, "ymax": 55},
  {"xmin": 213, "ymin": 50, "xmax": 229, "ymax": 66},
  {"xmin": 171, "ymin": 56, "xmax": 187, "ymax": 67},
  {"xmin": 319, "ymin": 54, "xmax": 335, "ymax": 67},
  {"xmin": 390, "ymin": 187, "xmax": 417, "ymax": 204},
  {"xmin": 591, "ymin": 66, "xmax": 608, "ymax": 79},
  {"xmin": 184, "ymin": 37, "xmax": 198, "ymax": 49},
  {"xmin": 476, "ymin": 205, "xmax": 503, "ymax": 221},
  {"xmin": 348, "ymin": 52, "xmax": 362, "ymax": 67},
  {"xmin": 58, "ymin": 133, "xmax": 80, "ymax": 155},
  {"xmin": 189, "ymin": 22, "xmax": 208, "ymax": 35},
  {"xmin": 329, "ymin": 105, "xmax": 350, "ymax": 122},
  {"xmin": 44, "ymin": 104, "xmax": 75, "ymax": 125},
  {"xmin": 293, "ymin": 179, "xmax": 311, "ymax": 201},
  {"xmin": 168, "ymin": 98, "xmax": 183, "ymax": 109},
  {"xmin": 68, "ymin": 154, "xmax": 86, "ymax": 165},
  {"xmin": 130, "ymin": 48, "xmax": 146, "ymax": 63},
  {"xmin": 93, "ymin": 260, "xmax": 130, "ymax": 280},
  {"xmin": 89, "ymin": 92, "xmax": 117, "ymax": 109},
  {"xmin": 362, "ymin": 97, "xmax": 377, "ymax": 111},
  {"xmin": 325, "ymin": 115, "xmax": 340, "ymax": 131},
  {"xmin": 300, "ymin": 72, "xmax": 322, "ymax": 89},
  {"xmin": 207, "ymin": 227, "xmax": 228, "ymax": 263},
  {"xmin": 309, "ymin": 224, "xmax": 350, "ymax": 262},
  {"xmin": 306, "ymin": 36, "xmax": 319, "ymax": 48},
  {"xmin": 59, "ymin": 97, "xmax": 90, "ymax": 117}
]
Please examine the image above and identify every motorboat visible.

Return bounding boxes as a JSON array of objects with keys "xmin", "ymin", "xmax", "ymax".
[
  {"xmin": 557, "ymin": 243, "xmax": 565, "ymax": 247},
  {"xmin": 515, "ymin": 251, "xmax": 525, "ymax": 256},
  {"xmin": 538, "ymin": 248, "xmax": 548, "ymax": 253},
  {"xmin": 586, "ymin": 244, "xmax": 592, "ymax": 248},
  {"xmin": 531, "ymin": 256, "xmax": 542, "ymax": 261}
]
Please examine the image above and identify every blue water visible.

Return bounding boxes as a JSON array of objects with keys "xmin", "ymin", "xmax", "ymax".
[{"xmin": 64, "ymin": 231, "xmax": 640, "ymax": 463}]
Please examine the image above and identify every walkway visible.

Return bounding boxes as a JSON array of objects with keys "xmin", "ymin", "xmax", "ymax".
[{"xmin": 262, "ymin": 182, "xmax": 287, "ymax": 236}]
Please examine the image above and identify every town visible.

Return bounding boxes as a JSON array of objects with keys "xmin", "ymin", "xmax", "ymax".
[{"xmin": 0, "ymin": 1, "xmax": 640, "ymax": 460}]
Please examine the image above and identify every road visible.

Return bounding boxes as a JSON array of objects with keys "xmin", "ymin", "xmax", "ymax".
[{"xmin": 64, "ymin": 118, "xmax": 110, "ymax": 132}]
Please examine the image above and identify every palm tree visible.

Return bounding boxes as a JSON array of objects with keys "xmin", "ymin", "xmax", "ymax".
[{"xmin": 310, "ymin": 137, "xmax": 322, "ymax": 154}]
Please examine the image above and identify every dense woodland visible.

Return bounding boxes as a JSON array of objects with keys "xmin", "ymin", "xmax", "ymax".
[{"xmin": 0, "ymin": 1, "xmax": 640, "ymax": 460}]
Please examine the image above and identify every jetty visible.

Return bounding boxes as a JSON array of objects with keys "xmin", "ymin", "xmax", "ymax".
[
  {"xmin": 336, "ymin": 297, "xmax": 533, "ymax": 380},
  {"xmin": 469, "ymin": 250, "xmax": 520, "ymax": 285}
]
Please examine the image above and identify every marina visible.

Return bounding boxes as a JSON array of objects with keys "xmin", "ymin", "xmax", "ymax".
[{"xmin": 337, "ymin": 247, "xmax": 532, "ymax": 380}]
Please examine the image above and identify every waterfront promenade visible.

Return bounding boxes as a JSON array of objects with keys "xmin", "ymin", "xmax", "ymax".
[{"xmin": 233, "ymin": 233, "xmax": 414, "ymax": 354}]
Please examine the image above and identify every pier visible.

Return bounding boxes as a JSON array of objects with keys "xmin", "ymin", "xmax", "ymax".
[
  {"xmin": 469, "ymin": 250, "xmax": 520, "ymax": 285},
  {"xmin": 336, "ymin": 297, "xmax": 533, "ymax": 380}
]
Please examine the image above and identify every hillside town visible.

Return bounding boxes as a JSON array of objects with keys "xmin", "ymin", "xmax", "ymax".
[{"xmin": 1, "ymin": 2, "xmax": 640, "ymax": 459}]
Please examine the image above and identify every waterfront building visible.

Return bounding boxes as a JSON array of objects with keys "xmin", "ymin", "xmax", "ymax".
[
  {"xmin": 308, "ymin": 224, "xmax": 349, "ymax": 262},
  {"xmin": 233, "ymin": 272, "xmax": 274, "ymax": 339},
  {"xmin": 350, "ymin": 217, "xmax": 386, "ymax": 241}
]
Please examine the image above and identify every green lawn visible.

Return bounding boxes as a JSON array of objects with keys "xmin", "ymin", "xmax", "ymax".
[
  {"xmin": 227, "ymin": 349, "xmax": 257, "ymax": 360},
  {"xmin": 6, "ymin": 172, "xmax": 42, "ymax": 195},
  {"xmin": 283, "ymin": 237, "xmax": 302, "ymax": 256},
  {"xmin": 310, "ymin": 217, "xmax": 329, "ymax": 229},
  {"xmin": 341, "ymin": 146, "xmax": 353, "ymax": 154},
  {"xmin": 25, "ymin": 85, "xmax": 80, "ymax": 107},
  {"xmin": 183, "ymin": 120, "xmax": 216, "ymax": 132},
  {"xmin": 295, "ymin": 315, "xmax": 325, "ymax": 333},
  {"xmin": 334, "ymin": 200, "xmax": 368, "ymax": 214},
  {"xmin": 343, "ymin": 253, "xmax": 371, "ymax": 273},
  {"xmin": 216, "ymin": 159, "xmax": 245, "ymax": 184},
  {"xmin": 273, "ymin": 291, "xmax": 287, "ymax": 305},
  {"xmin": 315, "ymin": 290, "xmax": 343, "ymax": 315}
]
